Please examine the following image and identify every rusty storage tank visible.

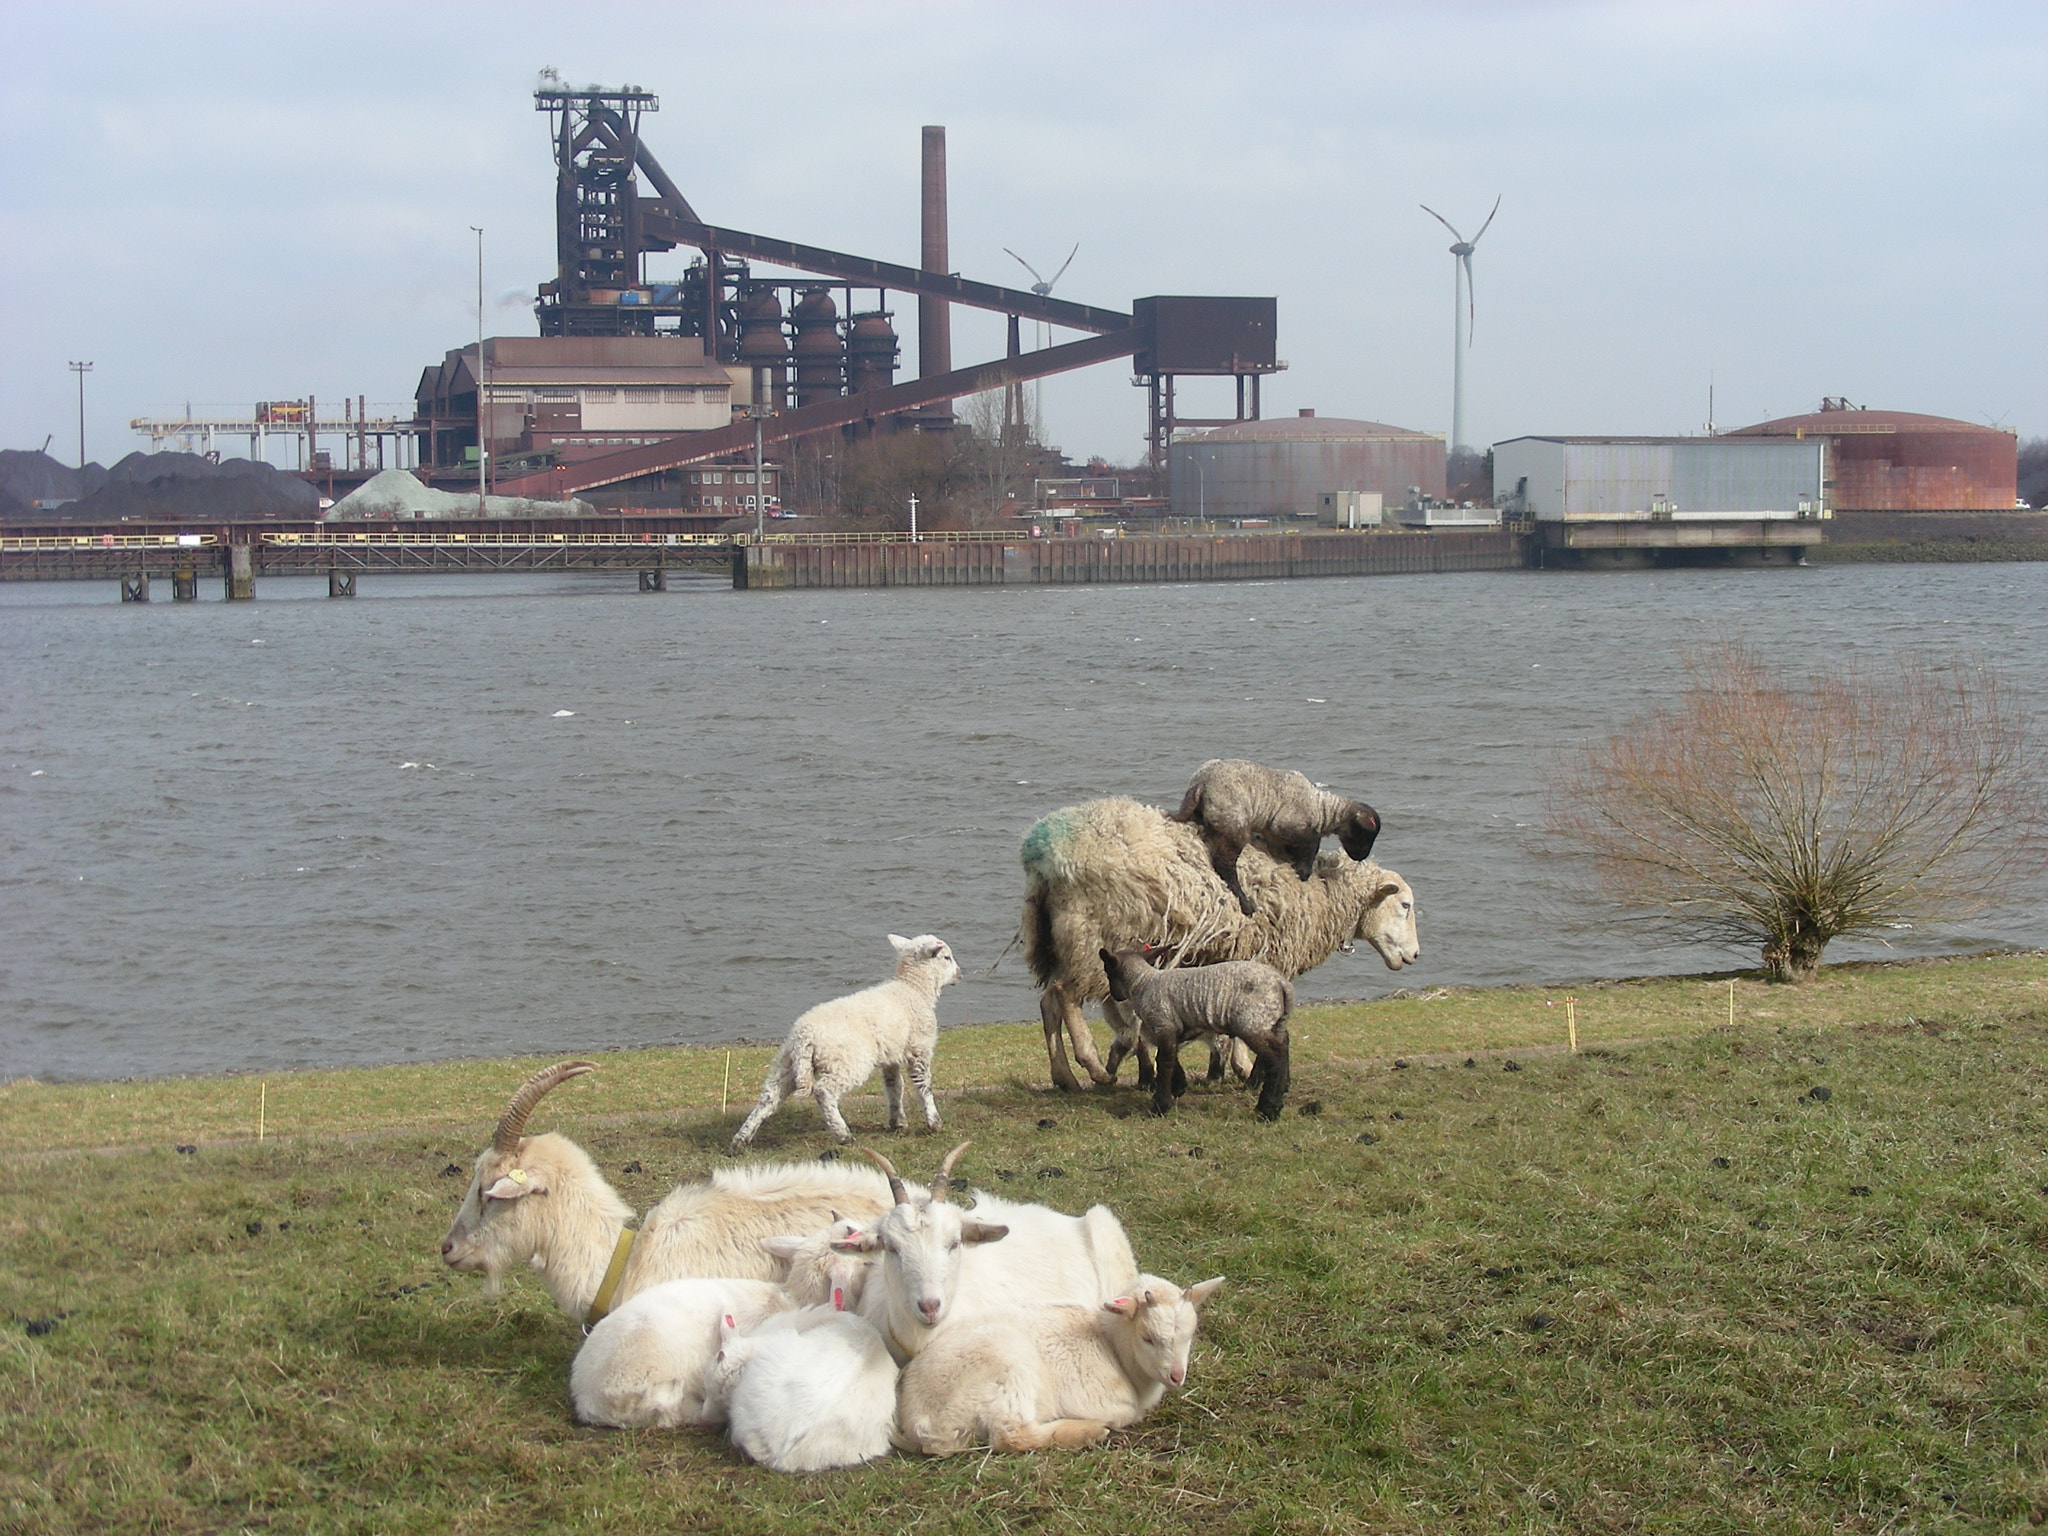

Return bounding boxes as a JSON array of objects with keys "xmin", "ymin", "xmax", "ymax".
[
  {"xmin": 791, "ymin": 288, "xmax": 846, "ymax": 407},
  {"xmin": 1168, "ymin": 409, "xmax": 1446, "ymax": 521},
  {"xmin": 1727, "ymin": 403, "xmax": 2017, "ymax": 510},
  {"xmin": 736, "ymin": 288, "xmax": 790, "ymax": 368},
  {"xmin": 845, "ymin": 311, "xmax": 900, "ymax": 396}
]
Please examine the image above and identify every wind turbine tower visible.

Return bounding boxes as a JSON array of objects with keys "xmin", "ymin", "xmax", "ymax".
[
  {"xmin": 1420, "ymin": 197, "xmax": 1500, "ymax": 455},
  {"xmin": 1004, "ymin": 242, "xmax": 1077, "ymax": 442}
]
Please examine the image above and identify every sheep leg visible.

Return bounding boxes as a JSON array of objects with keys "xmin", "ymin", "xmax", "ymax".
[
  {"xmin": 811, "ymin": 1076, "xmax": 857, "ymax": 1144},
  {"xmin": 1100, "ymin": 995, "xmax": 1137, "ymax": 1084},
  {"xmin": 1206, "ymin": 1037, "xmax": 1228, "ymax": 1085},
  {"xmin": 729, "ymin": 1068, "xmax": 789, "ymax": 1151},
  {"xmin": 1040, "ymin": 990, "xmax": 1085, "ymax": 1094},
  {"xmin": 993, "ymin": 1419, "xmax": 1112, "ymax": 1451},
  {"xmin": 1207, "ymin": 835, "xmax": 1257, "ymax": 917},
  {"xmin": 1133, "ymin": 1035, "xmax": 1155, "ymax": 1090},
  {"xmin": 1246, "ymin": 1024, "xmax": 1292, "ymax": 1121},
  {"xmin": 905, "ymin": 1050, "xmax": 942, "ymax": 1131},
  {"xmin": 1149, "ymin": 1028, "xmax": 1182, "ymax": 1117},
  {"xmin": 881, "ymin": 1063, "xmax": 906, "ymax": 1131}
]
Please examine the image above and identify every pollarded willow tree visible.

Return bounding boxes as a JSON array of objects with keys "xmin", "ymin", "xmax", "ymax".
[{"xmin": 1547, "ymin": 646, "xmax": 2048, "ymax": 983}]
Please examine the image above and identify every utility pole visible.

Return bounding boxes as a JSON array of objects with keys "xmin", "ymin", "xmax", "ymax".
[
  {"xmin": 68, "ymin": 361, "xmax": 93, "ymax": 468},
  {"xmin": 908, "ymin": 492, "xmax": 919, "ymax": 543},
  {"xmin": 470, "ymin": 226, "xmax": 486, "ymax": 513},
  {"xmin": 745, "ymin": 404, "xmax": 773, "ymax": 540}
]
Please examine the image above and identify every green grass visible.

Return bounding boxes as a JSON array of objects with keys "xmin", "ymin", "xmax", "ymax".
[{"xmin": 4, "ymin": 951, "xmax": 2046, "ymax": 1534}]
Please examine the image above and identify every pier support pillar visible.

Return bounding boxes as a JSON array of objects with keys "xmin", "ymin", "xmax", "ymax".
[
  {"xmin": 328, "ymin": 568, "xmax": 356, "ymax": 598},
  {"xmin": 172, "ymin": 567, "xmax": 199, "ymax": 601},
  {"xmin": 731, "ymin": 542, "xmax": 749, "ymax": 590},
  {"xmin": 121, "ymin": 572, "xmax": 150, "ymax": 603},
  {"xmin": 639, "ymin": 567, "xmax": 667, "ymax": 592},
  {"xmin": 224, "ymin": 544, "xmax": 255, "ymax": 601}
]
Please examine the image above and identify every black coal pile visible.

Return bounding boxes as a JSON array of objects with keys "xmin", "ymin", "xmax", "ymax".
[
  {"xmin": 63, "ymin": 452, "xmax": 319, "ymax": 522},
  {"xmin": 0, "ymin": 450, "xmax": 109, "ymax": 521}
]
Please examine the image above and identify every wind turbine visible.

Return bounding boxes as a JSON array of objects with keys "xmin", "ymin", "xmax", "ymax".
[
  {"xmin": 1419, "ymin": 197, "xmax": 1500, "ymax": 455},
  {"xmin": 1004, "ymin": 243, "xmax": 1078, "ymax": 443}
]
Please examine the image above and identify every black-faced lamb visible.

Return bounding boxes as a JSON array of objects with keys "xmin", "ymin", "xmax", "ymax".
[
  {"xmin": 894, "ymin": 1274, "xmax": 1225, "ymax": 1455},
  {"xmin": 1171, "ymin": 758, "xmax": 1381, "ymax": 916},
  {"xmin": 1020, "ymin": 797, "xmax": 1418, "ymax": 1092},
  {"xmin": 439, "ymin": 1061, "xmax": 908, "ymax": 1324},
  {"xmin": 705, "ymin": 1303, "xmax": 899, "ymax": 1472},
  {"xmin": 731, "ymin": 933, "xmax": 960, "ymax": 1153},
  {"xmin": 1098, "ymin": 948, "xmax": 1293, "ymax": 1119}
]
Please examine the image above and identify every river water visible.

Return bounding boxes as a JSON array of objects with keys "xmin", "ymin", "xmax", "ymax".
[{"xmin": 3, "ymin": 562, "xmax": 2043, "ymax": 1083}]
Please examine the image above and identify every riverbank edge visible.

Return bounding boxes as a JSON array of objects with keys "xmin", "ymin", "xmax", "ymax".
[{"xmin": 5, "ymin": 948, "xmax": 2041, "ymax": 1159}]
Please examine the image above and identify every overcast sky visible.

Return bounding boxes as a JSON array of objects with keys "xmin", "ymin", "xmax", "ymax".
[{"xmin": 6, "ymin": 2, "xmax": 2043, "ymax": 470}]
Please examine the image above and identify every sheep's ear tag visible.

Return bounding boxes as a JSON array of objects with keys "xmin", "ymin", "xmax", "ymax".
[
  {"xmin": 484, "ymin": 1168, "xmax": 535, "ymax": 1201},
  {"xmin": 832, "ymin": 1286, "xmax": 846, "ymax": 1312},
  {"xmin": 1104, "ymin": 1295, "xmax": 1138, "ymax": 1317}
]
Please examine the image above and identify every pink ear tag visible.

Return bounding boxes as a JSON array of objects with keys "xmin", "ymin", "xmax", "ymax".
[
  {"xmin": 1111, "ymin": 1297, "xmax": 1131, "ymax": 1308},
  {"xmin": 723, "ymin": 1314, "xmax": 736, "ymax": 1329},
  {"xmin": 832, "ymin": 1286, "xmax": 845, "ymax": 1312}
]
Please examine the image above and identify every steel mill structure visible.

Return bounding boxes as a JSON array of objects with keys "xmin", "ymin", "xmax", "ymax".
[
  {"xmin": 1726, "ymin": 401, "xmax": 2018, "ymax": 511},
  {"xmin": 440, "ymin": 79, "xmax": 1283, "ymax": 506}
]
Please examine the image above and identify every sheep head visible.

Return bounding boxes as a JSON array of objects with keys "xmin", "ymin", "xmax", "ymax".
[
  {"xmin": 1336, "ymin": 801, "xmax": 1381, "ymax": 863},
  {"xmin": 1350, "ymin": 866, "xmax": 1419, "ymax": 970},
  {"xmin": 439, "ymin": 1061, "xmax": 618, "ymax": 1295},
  {"xmin": 835, "ymin": 1144, "xmax": 1007, "ymax": 1334},
  {"xmin": 1104, "ymin": 1274, "xmax": 1225, "ymax": 1389},
  {"xmin": 889, "ymin": 932, "xmax": 961, "ymax": 990}
]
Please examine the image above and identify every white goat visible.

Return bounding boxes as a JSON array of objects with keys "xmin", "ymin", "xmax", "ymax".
[
  {"xmin": 834, "ymin": 1145, "xmax": 1139, "ymax": 1364},
  {"xmin": 731, "ymin": 933, "xmax": 961, "ymax": 1152},
  {"xmin": 439, "ymin": 1062, "xmax": 909, "ymax": 1324},
  {"xmin": 895, "ymin": 1274, "xmax": 1225, "ymax": 1455},
  {"xmin": 569, "ymin": 1217, "xmax": 875, "ymax": 1431},
  {"xmin": 706, "ymin": 1304, "xmax": 899, "ymax": 1472}
]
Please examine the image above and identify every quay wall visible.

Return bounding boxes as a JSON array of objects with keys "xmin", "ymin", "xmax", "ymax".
[{"xmin": 738, "ymin": 529, "xmax": 1527, "ymax": 589}]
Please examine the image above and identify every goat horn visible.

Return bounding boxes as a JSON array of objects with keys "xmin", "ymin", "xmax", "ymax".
[
  {"xmin": 932, "ymin": 1140, "xmax": 973, "ymax": 1204},
  {"xmin": 859, "ymin": 1147, "xmax": 911, "ymax": 1207},
  {"xmin": 492, "ymin": 1061, "xmax": 596, "ymax": 1153}
]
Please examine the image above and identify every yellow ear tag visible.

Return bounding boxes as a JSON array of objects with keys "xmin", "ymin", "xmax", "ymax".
[{"xmin": 509, "ymin": 1169, "xmax": 528, "ymax": 1184}]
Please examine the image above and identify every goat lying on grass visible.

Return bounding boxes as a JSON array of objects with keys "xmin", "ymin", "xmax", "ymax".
[
  {"xmin": 732, "ymin": 934, "xmax": 960, "ymax": 1152},
  {"xmin": 706, "ymin": 1303, "xmax": 899, "ymax": 1472},
  {"xmin": 1099, "ymin": 948, "xmax": 1294, "ymax": 1119},
  {"xmin": 895, "ymin": 1274, "xmax": 1225, "ymax": 1454}
]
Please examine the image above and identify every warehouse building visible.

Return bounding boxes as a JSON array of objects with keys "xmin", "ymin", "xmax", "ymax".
[
  {"xmin": 1167, "ymin": 410, "xmax": 1445, "ymax": 522},
  {"xmin": 1491, "ymin": 435, "xmax": 1828, "ymax": 520}
]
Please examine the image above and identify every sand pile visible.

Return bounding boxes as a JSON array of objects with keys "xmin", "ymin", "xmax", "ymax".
[{"xmin": 326, "ymin": 470, "xmax": 594, "ymax": 521}]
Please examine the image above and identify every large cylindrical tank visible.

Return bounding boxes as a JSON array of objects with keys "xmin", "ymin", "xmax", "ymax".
[
  {"xmin": 1167, "ymin": 412, "xmax": 1447, "ymax": 520},
  {"xmin": 846, "ymin": 311, "xmax": 899, "ymax": 396},
  {"xmin": 1727, "ymin": 406, "xmax": 2017, "ymax": 510},
  {"xmin": 791, "ymin": 289, "xmax": 845, "ymax": 407},
  {"xmin": 736, "ymin": 288, "xmax": 789, "ymax": 367}
]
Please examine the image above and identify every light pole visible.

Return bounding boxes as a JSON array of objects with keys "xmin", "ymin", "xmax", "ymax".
[
  {"xmin": 744, "ymin": 404, "xmax": 773, "ymax": 540},
  {"xmin": 69, "ymin": 361, "xmax": 93, "ymax": 468},
  {"xmin": 908, "ymin": 492, "xmax": 919, "ymax": 543},
  {"xmin": 470, "ymin": 226, "xmax": 486, "ymax": 512}
]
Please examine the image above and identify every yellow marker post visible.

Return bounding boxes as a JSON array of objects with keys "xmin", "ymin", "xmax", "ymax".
[
  {"xmin": 1728, "ymin": 977, "xmax": 1736, "ymax": 1028},
  {"xmin": 1566, "ymin": 997, "xmax": 1578, "ymax": 1054},
  {"xmin": 258, "ymin": 1083, "xmax": 266, "ymax": 1143},
  {"xmin": 721, "ymin": 1051, "xmax": 731, "ymax": 1116}
]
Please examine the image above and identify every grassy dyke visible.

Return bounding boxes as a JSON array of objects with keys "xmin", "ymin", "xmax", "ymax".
[{"xmin": 3, "ymin": 951, "xmax": 2045, "ymax": 1534}]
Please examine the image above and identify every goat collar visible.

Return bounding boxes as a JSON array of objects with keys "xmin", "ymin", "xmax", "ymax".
[{"xmin": 584, "ymin": 1228, "xmax": 636, "ymax": 1328}]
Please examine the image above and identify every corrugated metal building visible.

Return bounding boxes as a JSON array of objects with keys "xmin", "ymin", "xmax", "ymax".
[
  {"xmin": 1492, "ymin": 436, "xmax": 1827, "ymax": 520},
  {"xmin": 1726, "ymin": 405, "xmax": 2017, "ymax": 510},
  {"xmin": 1169, "ymin": 410, "xmax": 1445, "ymax": 521}
]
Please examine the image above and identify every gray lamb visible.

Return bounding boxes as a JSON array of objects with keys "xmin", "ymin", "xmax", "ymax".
[
  {"xmin": 1098, "ymin": 948, "xmax": 1294, "ymax": 1120},
  {"xmin": 1170, "ymin": 758, "xmax": 1380, "ymax": 916}
]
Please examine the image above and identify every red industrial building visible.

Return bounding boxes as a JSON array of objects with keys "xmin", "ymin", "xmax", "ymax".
[{"xmin": 1728, "ymin": 401, "xmax": 2017, "ymax": 511}]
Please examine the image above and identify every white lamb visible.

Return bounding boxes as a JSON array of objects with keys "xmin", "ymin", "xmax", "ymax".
[
  {"xmin": 731, "ymin": 933, "xmax": 961, "ymax": 1151},
  {"xmin": 895, "ymin": 1273, "xmax": 1225, "ymax": 1455},
  {"xmin": 569, "ymin": 1218, "xmax": 873, "ymax": 1430},
  {"xmin": 706, "ymin": 1305, "xmax": 900, "ymax": 1472}
]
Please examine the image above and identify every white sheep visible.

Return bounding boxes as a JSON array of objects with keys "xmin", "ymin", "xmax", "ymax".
[
  {"xmin": 895, "ymin": 1273, "xmax": 1225, "ymax": 1455},
  {"xmin": 1171, "ymin": 758, "xmax": 1381, "ymax": 916},
  {"xmin": 439, "ymin": 1062, "xmax": 910, "ymax": 1324},
  {"xmin": 731, "ymin": 933, "xmax": 961, "ymax": 1152},
  {"xmin": 706, "ymin": 1304, "xmax": 899, "ymax": 1472},
  {"xmin": 1099, "ymin": 948, "xmax": 1295, "ymax": 1119},
  {"xmin": 568, "ymin": 1216, "xmax": 875, "ymax": 1431},
  {"xmin": 834, "ymin": 1144, "xmax": 1139, "ymax": 1364}
]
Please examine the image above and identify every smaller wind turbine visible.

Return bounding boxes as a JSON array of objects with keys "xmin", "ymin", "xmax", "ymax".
[
  {"xmin": 1004, "ymin": 243, "xmax": 1078, "ymax": 442},
  {"xmin": 1419, "ymin": 197, "xmax": 1500, "ymax": 454}
]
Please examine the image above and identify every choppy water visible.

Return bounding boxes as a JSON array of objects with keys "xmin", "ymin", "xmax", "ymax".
[{"xmin": 3, "ymin": 562, "xmax": 2044, "ymax": 1083}]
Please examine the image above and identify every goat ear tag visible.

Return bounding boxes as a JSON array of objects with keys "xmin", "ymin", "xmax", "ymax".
[{"xmin": 832, "ymin": 1286, "xmax": 845, "ymax": 1312}]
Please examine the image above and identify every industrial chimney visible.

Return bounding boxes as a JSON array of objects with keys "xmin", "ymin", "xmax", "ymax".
[{"xmin": 919, "ymin": 125, "xmax": 952, "ymax": 419}]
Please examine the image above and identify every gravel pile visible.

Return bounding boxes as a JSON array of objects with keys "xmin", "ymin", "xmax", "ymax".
[
  {"xmin": 326, "ymin": 470, "xmax": 593, "ymax": 521},
  {"xmin": 59, "ymin": 452, "xmax": 319, "ymax": 522},
  {"xmin": 0, "ymin": 450, "xmax": 109, "ymax": 520}
]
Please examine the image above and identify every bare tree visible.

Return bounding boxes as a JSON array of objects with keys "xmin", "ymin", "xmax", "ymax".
[{"xmin": 1547, "ymin": 645, "xmax": 2048, "ymax": 983}]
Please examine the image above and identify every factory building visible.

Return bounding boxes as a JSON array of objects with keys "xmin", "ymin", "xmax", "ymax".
[
  {"xmin": 1491, "ymin": 436, "xmax": 1828, "ymax": 520},
  {"xmin": 1168, "ymin": 410, "xmax": 1445, "ymax": 522},
  {"xmin": 1726, "ymin": 402, "xmax": 2017, "ymax": 511}
]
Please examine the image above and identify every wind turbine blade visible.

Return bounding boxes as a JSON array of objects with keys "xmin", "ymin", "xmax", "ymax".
[
  {"xmin": 1471, "ymin": 194, "xmax": 1502, "ymax": 246},
  {"xmin": 1047, "ymin": 242, "xmax": 1078, "ymax": 290},
  {"xmin": 1462, "ymin": 252, "xmax": 1476, "ymax": 343},
  {"xmin": 1419, "ymin": 204, "xmax": 1466, "ymax": 243},
  {"xmin": 1004, "ymin": 248, "xmax": 1047, "ymax": 287}
]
